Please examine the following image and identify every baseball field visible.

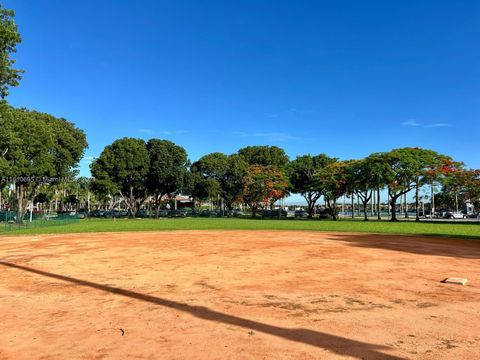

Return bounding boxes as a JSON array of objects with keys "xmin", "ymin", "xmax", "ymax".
[{"xmin": 1, "ymin": 226, "xmax": 479, "ymax": 359}]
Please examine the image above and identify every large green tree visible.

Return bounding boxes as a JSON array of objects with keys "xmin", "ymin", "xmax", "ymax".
[
  {"xmin": 350, "ymin": 159, "xmax": 377, "ymax": 221},
  {"xmin": 376, "ymin": 149, "xmax": 417, "ymax": 221},
  {"xmin": 361, "ymin": 153, "xmax": 390, "ymax": 220},
  {"xmin": 186, "ymin": 170, "xmax": 220, "ymax": 206},
  {"xmin": 412, "ymin": 150, "xmax": 457, "ymax": 220},
  {"xmin": 191, "ymin": 152, "xmax": 247, "ymax": 215},
  {"xmin": 0, "ymin": 107, "xmax": 87, "ymax": 222},
  {"xmin": 315, "ymin": 160, "xmax": 353, "ymax": 220},
  {"xmin": 0, "ymin": 4, "xmax": 23, "ymax": 98},
  {"xmin": 289, "ymin": 154, "xmax": 335, "ymax": 218},
  {"xmin": 146, "ymin": 139, "xmax": 188, "ymax": 217},
  {"xmin": 91, "ymin": 138, "xmax": 149, "ymax": 217},
  {"xmin": 439, "ymin": 169, "xmax": 480, "ymax": 211},
  {"xmin": 370, "ymin": 148, "xmax": 454, "ymax": 221}
]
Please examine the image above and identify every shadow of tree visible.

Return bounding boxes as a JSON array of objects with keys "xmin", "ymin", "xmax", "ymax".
[
  {"xmin": 0, "ymin": 261, "xmax": 403, "ymax": 359},
  {"xmin": 322, "ymin": 233, "xmax": 480, "ymax": 259}
]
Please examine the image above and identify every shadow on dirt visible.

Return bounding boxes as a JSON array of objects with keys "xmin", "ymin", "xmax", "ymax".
[
  {"xmin": 322, "ymin": 233, "xmax": 480, "ymax": 259},
  {"xmin": 0, "ymin": 261, "xmax": 404, "ymax": 359}
]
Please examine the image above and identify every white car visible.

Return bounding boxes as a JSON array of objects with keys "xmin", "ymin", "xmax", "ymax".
[{"xmin": 445, "ymin": 212, "xmax": 464, "ymax": 219}]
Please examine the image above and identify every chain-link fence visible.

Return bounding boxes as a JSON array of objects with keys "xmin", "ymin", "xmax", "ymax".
[{"xmin": 0, "ymin": 212, "xmax": 80, "ymax": 232}]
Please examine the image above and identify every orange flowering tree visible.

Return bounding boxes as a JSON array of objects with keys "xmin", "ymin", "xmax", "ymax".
[
  {"xmin": 315, "ymin": 160, "xmax": 355, "ymax": 220},
  {"xmin": 243, "ymin": 165, "xmax": 289, "ymax": 217}
]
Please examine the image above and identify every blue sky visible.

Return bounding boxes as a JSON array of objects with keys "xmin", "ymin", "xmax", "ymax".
[{"xmin": 5, "ymin": 0, "xmax": 480, "ymax": 181}]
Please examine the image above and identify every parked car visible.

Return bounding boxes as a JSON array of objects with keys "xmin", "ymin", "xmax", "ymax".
[
  {"xmin": 113, "ymin": 210, "xmax": 129, "ymax": 218},
  {"xmin": 294, "ymin": 210, "xmax": 309, "ymax": 218},
  {"xmin": 90, "ymin": 209, "xmax": 106, "ymax": 217},
  {"xmin": 316, "ymin": 208, "xmax": 332, "ymax": 219},
  {"xmin": 103, "ymin": 211, "xmax": 114, "ymax": 218},
  {"xmin": 421, "ymin": 210, "xmax": 432, "ymax": 218},
  {"xmin": 444, "ymin": 211, "xmax": 464, "ymax": 219}
]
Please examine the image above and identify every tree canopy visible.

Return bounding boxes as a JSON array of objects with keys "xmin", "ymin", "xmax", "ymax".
[
  {"xmin": 146, "ymin": 139, "xmax": 188, "ymax": 215},
  {"xmin": 315, "ymin": 160, "xmax": 354, "ymax": 220},
  {"xmin": 289, "ymin": 154, "xmax": 335, "ymax": 218},
  {"xmin": 91, "ymin": 137, "xmax": 150, "ymax": 216},
  {"xmin": 243, "ymin": 164, "xmax": 289, "ymax": 217},
  {"xmin": 191, "ymin": 153, "xmax": 247, "ymax": 215},
  {"xmin": 0, "ymin": 4, "xmax": 23, "ymax": 98},
  {"xmin": 0, "ymin": 107, "xmax": 87, "ymax": 222},
  {"xmin": 238, "ymin": 145, "xmax": 290, "ymax": 169}
]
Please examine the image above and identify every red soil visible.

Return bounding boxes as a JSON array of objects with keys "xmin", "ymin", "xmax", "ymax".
[{"xmin": 1, "ymin": 230, "xmax": 479, "ymax": 359}]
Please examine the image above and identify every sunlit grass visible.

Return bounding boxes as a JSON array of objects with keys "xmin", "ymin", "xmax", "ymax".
[{"xmin": 1, "ymin": 217, "xmax": 479, "ymax": 239}]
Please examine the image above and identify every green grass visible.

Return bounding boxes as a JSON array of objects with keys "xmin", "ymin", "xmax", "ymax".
[{"xmin": 1, "ymin": 217, "xmax": 479, "ymax": 239}]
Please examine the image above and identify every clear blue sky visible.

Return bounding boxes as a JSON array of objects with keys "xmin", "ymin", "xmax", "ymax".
[{"xmin": 5, "ymin": 0, "xmax": 480, "ymax": 180}]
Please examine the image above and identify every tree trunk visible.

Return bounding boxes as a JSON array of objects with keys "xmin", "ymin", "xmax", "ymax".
[
  {"xmin": 128, "ymin": 185, "xmax": 135, "ymax": 218},
  {"xmin": 225, "ymin": 202, "xmax": 232, "ymax": 217},
  {"xmin": 363, "ymin": 200, "xmax": 368, "ymax": 221},
  {"xmin": 332, "ymin": 199, "xmax": 338, "ymax": 221},
  {"xmin": 325, "ymin": 197, "xmax": 338, "ymax": 221},
  {"xmin": 155, "ymin": 193, "xmax": 160, "ymax": 218},
  {"xmin": 251, "ymin": 205, "xmax": 257, "ymax": 218},
  {"xmin": 306, "ymin": 193, "xmax": 314, "ymax": 218},
  {"xmin": 16, "ymin": 183, "xmax": 25, "ymax": 224},
  {"xmin": 351, "ymin": 194, "xmax": 354, "ymax": 219},
  {"xmin": 371, "ymin": 194, "xmax": 374, "ymax": 217},
  {"xmin": 390, "ymin": 193, "xmax": 398, "ymax": 221},
  {"xmin": 415, "ymin": 178, "xmax": 420, "ymax": 222},
  {"xmin": 377, "ymin": 188, "xmax": 381, "ymax": 220}
]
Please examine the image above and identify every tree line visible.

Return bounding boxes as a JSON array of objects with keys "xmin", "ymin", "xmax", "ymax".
[
  {"xmin": 4, "ymin": 118, "xmax": 480, "ymax": 224},
  {"xmin": 88, "ymin": 137, "xmax": 478, "ymax": 222}
]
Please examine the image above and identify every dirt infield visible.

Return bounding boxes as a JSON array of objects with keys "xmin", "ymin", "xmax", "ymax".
[{"xmin": 1, "ymin": 231, "xmax": 479, "ymax": 359}]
